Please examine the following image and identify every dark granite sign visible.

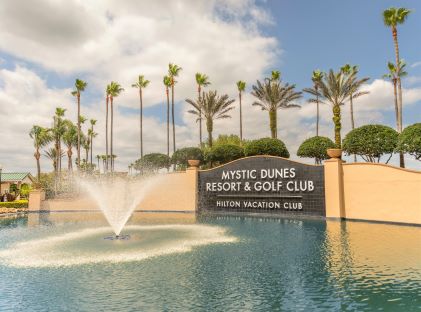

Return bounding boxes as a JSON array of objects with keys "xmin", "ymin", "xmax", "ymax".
[{"xmin": 198, "ymin": 156, "xmax": 325, "ymax": 216}]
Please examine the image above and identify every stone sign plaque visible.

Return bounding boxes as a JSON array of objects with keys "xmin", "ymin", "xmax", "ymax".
[{"xmin": 198, "ymin": 156, "xmax": 325, "ymax": 216}]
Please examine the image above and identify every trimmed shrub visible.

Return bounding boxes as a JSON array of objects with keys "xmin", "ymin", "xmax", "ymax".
[
  {"xmin": 134, "ymin": 153, "xmax": 170, "ymax": 171},
  {"xmin": 244, "ymin": 138, "xmax": 289, "ymax": 158},
  {"xmin": 205, "ymin": 144, "xmax": 244, "ymax": 165},
  {"xmin": 396, "ymin": 123, "xmax": 421, "ymax": 161},
  {"xmin": 212, "ymin": 134, "xmax": 243, "ymax": 147},
  {"xmin": 297, "ymin": 136, "xmax": 336, "ymax": 164},
  {"xmin": 0, "ymin": 200, "xmax": 29, "ymax": 208},
  {"xmin": 172, "ymin": 147, "xmax": 204, "ymax": 169},
  {"xmin": 342, "ymin": 124, "xmax": 398, "ymax": 163}
]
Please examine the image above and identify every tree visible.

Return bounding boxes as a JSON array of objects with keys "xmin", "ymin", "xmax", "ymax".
[
  {"xmin": 304, "ymin": 69, "xmax": 356, "ymax": 148},
  {"xmin": 212, "ymin": 134, "xmax": 243, "ymax": 147},
  {"xmin": 96, "ymin": 155, "xmax": 101, "ymax": 173},
  {"xmin": 71, "ymin": 78, "xmax": 87, "ymax": 169},
  {"xmin": 132, "ymin": 75, "xmax": 150, "ymax": 159},
  {"xmin": 342, "ymin": 125, "xmax": 398, "ymax": 163},
  {"xmin": 81, "ymin": 133, "xmax": 90, "ymax": 164},
  {"xmin": 186, "ymin": 90, "xmax": 235, "ymax": 147},
  {"xmin": 297, "ymin": 136, "xmax": 335, "ymax": 164},
  {"xmin": 205, "ymin": 144, "xmax": 244, "ymax": 166},
  {"xmin": 62, "ymin": 120, "xmax": 78, "ymax": 172},
  {"xmin": 108, "ymin": 81, "xmax": 124, "ymax": 172},
  {"xmin": 89, "ymin": 119, "xmax": 97, "ymax": 165},
  {"xmin": 383, "ymin": 7, "xmax": 411, "ymax": 167},
  {"xmin": 172, "ymin": 147, "xmax": 204, "ymax": 169},
  {"xmin": 236, "ymin": 80, "xmax": 246, "ymax": 142},
  {"xmin": 196, "ymin": 73, "xmax": 211, "ymax": 145},
  {"xmin": 270, "ymin": 70, "xmax": 281, "ymax": 81},
  {"xmin": 134, "ymin": 153, "xmax": 170, "ymax": 172},
  {"xmin": 168, "ymin": 63, "xmax": 182, "ymax": 158},
  {"xmin": 52, "ymin": 107, "xmax": 66, "ymax": 175},
  {"xmin": 244, "ymin": 138, "xmax": 290, "ymax": 158},
  {"xmin": 44, "ymin": 147, "xmax": 65, "ymax": 173},
  {"xmin": 105, "ymin": 84, "xmax": 111, "ymax": 172},
  {"xmin": 251, "ymin": 79, "xmax": 301, "ymax": 139},
  {"xmin": 396, "ymin": 123, "xmax": 421, "ymax": 161},
  {"xmin": 163, "ymin": 76, "xmax": 172, "ymax": 158},
  {"xmin": 303, "ymin": 70, "xmax": 324, "ymax": 136},
  {"xmin": 29, "ymin": 126, "xmax": 52, "ymax": 181}
]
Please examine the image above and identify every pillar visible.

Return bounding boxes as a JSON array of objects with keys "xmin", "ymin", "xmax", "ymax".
[{"xmin": 324, "ymin": 158, "xmax": 345, "ymax": 219}]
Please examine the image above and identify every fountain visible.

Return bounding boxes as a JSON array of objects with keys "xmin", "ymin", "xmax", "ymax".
[{"xmin": 79, "ymin": 175, "xmax": 164, "ymax": 238}]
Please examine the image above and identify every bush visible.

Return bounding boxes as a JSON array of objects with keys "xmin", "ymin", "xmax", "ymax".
[
  {"xmin": 244, "ymin": 138, "xmax": 290, "ymax": 158},
  {"xmin": 342, "ymin": 125, "xmax": 398, "ymax": 163},
  {"xmin": 0, "ymin": 200, "xmax": 29, "ymax": 208},
  {"xmin": 212, "ymin": 134, "xmax": 243, "ymax": 147},
  {"xmin": 205, "ymin": 144, "xmax": 244, "ymax": 165},
  {"xmin": 172, "ymin": 147, "xmax": 204, "ymax": 169},
  {"xmin": 396, "ymin": 123, "xmax": 421, "ymax": 161},
  {"xmin": 20, "ymin": 184, "xmax": 32, "ymax": 198},
  {"xmin": 134, "ymin": 153, "xmax": 171, "ymax": 172},
  {"xmin": 297, "ymin": 136, "xmax": 336, "ymax": 164}
]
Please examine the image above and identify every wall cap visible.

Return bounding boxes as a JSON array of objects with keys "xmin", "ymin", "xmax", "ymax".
[{"xmin": 343, "ymin": 162, "xmax": 421, "ymax": 174}]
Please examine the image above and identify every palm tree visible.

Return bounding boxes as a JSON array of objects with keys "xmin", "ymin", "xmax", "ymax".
[
  {"xmin": 383, "ymin": 7, "xmax": 411, "ymax": 168},
  {"xmin": 303, "ymin": 70, "xmax": 324, "ymax": 136},
  {"xmin": 168, "ymin": 63, "xmax": 182, "ymax": 156},
  {"xmin": 52, "ymin": 107, "xmax": 66, "ymax": 175},
  {"xmin": 62, "ymin": 120, "xmax": 78, "ymax": 172},
  {"xmin": 105, "ymin": 84, "xmax": 111, "ymax": 172},
  {"xmin": 89, "ymin": 119, "xmax": 97, "ymax": 165},
  {"xmin": 132, "ymin": 75, "xmax": 150, "ymax": 159},
  {"xmin": 29, "ymin": 126, "xmax": 52, "ymax": 181},
  {"xmin": 236, "ymin": 81, "xmax": 246, "ymax": 142},
  {"xmin": 71, "ymin": 78, "xmax": 87, "ymax": 169},
  {"xmin": 44, "ymin": 147, "xmax": 64, "ymax": 173},
  {"xmin": 82, "ymin": 133, "xmax": 90, "ymax": 165},
  {"xmin": 96, "ymin": 155, "xmax": 101, "ymax": 173},
  {"xmin": 270, "ymin": 70, "xmax": 281, "ymax": 82},
  {"xmin": 163, "ymin": 76, "xmax": 172, "ymax": 158},
  {"xmin": 383, "ymin": 60, "xmax": 407, "ymax": 131},
  {"xmin": 195, "ymin": 73, "xmax": 211, "ymax": 145},
  {"xmin": 304, "ymin": 69, "xmax": 356, "ymax": 148},
  {"xmin": 108, "ymin": 82, "xmax": 124, "ymax": 172},
  {"xmin": 186, "ymin": 91, "xmax": 235, "ymax": 147},
  {"xmin": 340, "ymin": 64, "xmax": 370, "ymax": 130},
  {"xmin": 251, "ymin": 79, "xmax": 302, "ymax": 139}
]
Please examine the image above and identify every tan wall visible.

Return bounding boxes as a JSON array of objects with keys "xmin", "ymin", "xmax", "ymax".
[
  {"xmin": 325, "ymin": 160, "xmax": 421, "ymax": 225},
  {"xmin": 40, "ymin": 168, "xmax": 198, "ymax": 212}
]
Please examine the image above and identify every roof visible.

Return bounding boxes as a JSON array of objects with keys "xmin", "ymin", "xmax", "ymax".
[{"xmin": 0, "ymin": 173, "xmax": 35, "ymax": 182}]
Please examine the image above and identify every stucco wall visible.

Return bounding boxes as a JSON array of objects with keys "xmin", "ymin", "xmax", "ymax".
[{"xmin": 342, "ymin": 163, "xmax": 421, "ymax": 224}]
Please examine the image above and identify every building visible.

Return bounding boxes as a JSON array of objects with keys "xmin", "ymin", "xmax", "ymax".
[{"xmin": 0, "ymin": 172, "xmax": 35, "ymax": 195}]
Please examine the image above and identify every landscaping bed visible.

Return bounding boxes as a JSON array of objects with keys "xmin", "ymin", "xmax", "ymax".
[{"xmin": 0, "ymin": 200, "xmax": 28, "ymax": 214}]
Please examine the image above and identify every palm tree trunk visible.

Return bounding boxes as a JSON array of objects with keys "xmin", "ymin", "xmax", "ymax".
[
  {"xmin": 269, "ymin": 109, "xmax": 277, "ymax": 139},
  {"xmin": 392, "ymin": 27, "xmax": 405, "ymax": 168},
  {"xmin": 105, "ymin": 96, "xmax": 109, "ymax": 172},
  {"xmin": 110, "ymin": 96, "xmax": 114, "ymax": 173},
  {"xmin": 316, "ymin": 93, "xmax": 319, "ymax": 137},
  {"xmin": 97, "ymin": 157, "xmax": 100, "ymax": 173},
  {"xmin": 392, "ymin": 80, "xmax": 399, "ymax": 130},
  {"xmin": 139, "ymin": 88, "xmax": 143, "ymax": 158},
  {"xmin": 239, "ymin": 91, "xmax": 243, "ymax": 142},
  {"xmin": 166, "ymin": 88, "xmax": 170, "ymax": 158},
  {"xmin": 77, "ymin": 93, "xmax": 81, "ymax": 169},
  {"xmin": 171, "ymin": 83, "xmax": 176, "ymax": 170},
  {"xmin": 207, "ymin": 118, "xmax": 213, "ymax": 147},
  {"xmin": 67, "ymin": 148, "xmax": 72, "ymax": 171},
  {"xmin": 333, "ymin": 104, "xmax": 341, "ymax": 148},
  {"xmin": 90, "ymin": 132, "xmax": 93, "ymax": 166},
  {"xmin": 350, "ymin": 95, "xmax": 357, "ymax": 162},
  {"xmin": 35, "ymin": 150, "xmax": 41, "ymax": 182},
  {"xmin": 198, "ymin": 86, "xmax": 202, "ymax": 146}
]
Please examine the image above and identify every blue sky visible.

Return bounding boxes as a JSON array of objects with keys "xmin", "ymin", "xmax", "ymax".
[{"xmin": 0, "ymin": 0, "xmax": 419, "ymax": 172}]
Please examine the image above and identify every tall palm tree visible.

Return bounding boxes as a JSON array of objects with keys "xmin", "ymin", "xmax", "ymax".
[
  {"xmin": 62, "ymin": 120, "xmax": 78, "ymax": 172},
  {"xmin": 44, "ymin": 147, "xmax": 64, "ymax": 173},
  {"xmin": 52, "ymin": 107, "xmax": 66, "ymax": 175},
  {"xmin": 186, "ymin": 91, "xmax": 235, "ymax": 147},
  {"xmin": 383, "ymin": 7, "xmax": 411, "ymax": 168},
  {"xmin": 71, "ymin": 78, "xmax": 87, "ymax": 169},
  {"xmin": 29, "ymin": 126, "xmax": 52, "ymax": 181},
  {"xmin": 251, "ymin": 79, "xmax": 302, "ymax": 139},
  {"xmin": 195, "ymin": 73, "xmax": 211, "ymax": 145},
  {"xmin": 340, "ymin": 64, "xmax": 370, "ymax": 130},
  {"xmin": 108, "ymin": 81, "xmax": 124, "ymax": 172},
  {"xmin": 303, "ymin": 70, "xmax": 324, "ymax": 136},
  {"xmin": 82, "ymin": 133, "xmax": 90, "ymax": 165},
  {"xmin": 270, "ymin": 70, "xmax": 281, "ymax": 82},
  {"xmin": 105, "ymin": 84, "xmax": 111, "ymax": 172},
  {"xmin": 132, "ymin": 75, "xmax": 150, "ymax": 158},
  {"xmin": 304, "ymin": 69, "xmax": 356, "ymax": 148},
  {"xmin": 236, "ymin": 81, "xmax": 246, "ymax": 142},
  {"xmin": 168, "ymin": 63, "xmax": 182, "ymax": 156},
  {"xmin": 89, "ymin": 119, "xmax": 97, "ymax": 165},
  {"xmin": 163, "ymin": 76, "xmax": 172, "ymax": 158},
  {"xmin": 88, "ymin": 128, "xmax": 97, "ymax": 166},
  {"xmin": 96, "ymin": 155, "xmax": 101, "ymax": 173},
  {"xmin": 383, "ymin": 60, "xmax": 407, "ymax": 131}
]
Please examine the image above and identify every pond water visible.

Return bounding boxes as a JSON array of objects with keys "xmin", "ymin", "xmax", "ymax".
[{"xmin": 0, "ymin": 212, "xmax": 419, "ymax": 311}]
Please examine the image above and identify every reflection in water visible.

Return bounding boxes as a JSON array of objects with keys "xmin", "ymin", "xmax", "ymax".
[{"xmin": 0, "ymin": 213, "xmax": 419, "ymax": 311}]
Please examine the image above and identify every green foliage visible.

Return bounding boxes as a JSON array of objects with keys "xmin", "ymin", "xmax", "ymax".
[
  {"xmin": 297, "ymin": 136, "xmax": 336, "ymax": 164},
  {"xmin": 396, "ymin": 123, "xmax": 421, "ymax": 161},
  {"xmin": 205, "ymin": 144, "xmax": 244, "ymax": 165},
  {"xmin": 20, "ymin": 184, "xmax": 32, "ymax": 197},
  {"xmin": 342, "ymin": 125, "xmax": 398, "ymax": 163},
  {"xmin": 134, "ymin": 153, "xmax": 170, "ymax": 171},
  {"xmin": 172, "ymin": 147, "xmax": 204, "ymax": 169},
  {"xmin": 0, "ymin": 200, "xmax": 28, "ymax": 208},
  {"xmin": 212, "ymin": 134, "xmax": 243, "ymax": 147},
  {"xmin": 244, "ymin": 138, "xmax": 290, "ymax": 158}
]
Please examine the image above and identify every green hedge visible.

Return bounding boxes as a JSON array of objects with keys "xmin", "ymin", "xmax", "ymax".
[
  {"xmin": 0, "ymin": 200, "xmax": 29, "ymax": 208},
  {"xmin": 244, "ymin": 138, "xmax": 290, "ymax": 158},
  {"xmin": 205, "ymin": 144, "xmax": 244, "ymax": 165}
]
